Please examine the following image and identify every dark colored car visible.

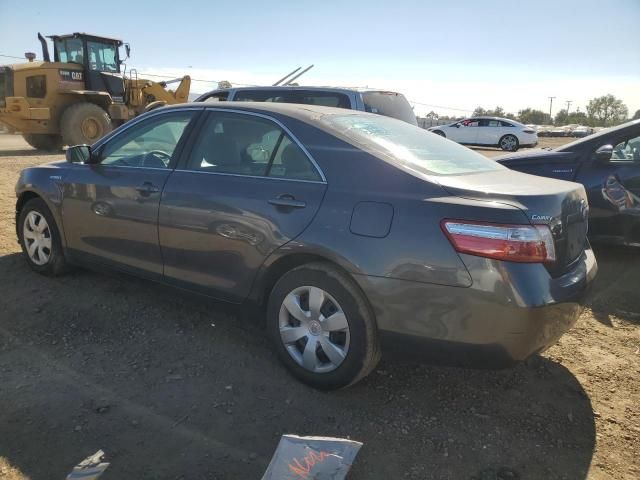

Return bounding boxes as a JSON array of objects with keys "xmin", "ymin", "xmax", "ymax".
[
  {"xmin": 195, "ymin": 86, "xmax": 419, "ymax": 126},
  {"xmin": 498, "ymin": 119, "xmax": 640, "ymax": 246},
  {"xmin": 15, "ymin": 103, "xmax": 597, "ymax": 389}
]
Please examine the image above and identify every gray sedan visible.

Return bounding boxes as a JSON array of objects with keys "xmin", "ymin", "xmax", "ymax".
[{"xmin": 15, "ymin": 103, "xmax": 597, "ymax": 389}]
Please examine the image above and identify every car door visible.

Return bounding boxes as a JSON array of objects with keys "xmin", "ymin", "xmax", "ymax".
[
  {"xmin": 61, "ymin": 109, "xmax": 200, "ymax": 277},
  {"xmin": 448, "ymin": 118, "xmax": 480, "ymax": 144},
  {"xmin": 478, "ymin": 119, "xmax": 502, "ymax": 145},
  {"xmin": 159, "ymin": 109, "xmax": 327, "ymax": 302},
  {"xmin": 581, "ymin": 133, "xmax": 640, "ymax": 243}
]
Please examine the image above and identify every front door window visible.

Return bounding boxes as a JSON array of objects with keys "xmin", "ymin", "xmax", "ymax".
[{"xmin": 100, "ymin": 112, "xmax": 195, "ymax": 168}]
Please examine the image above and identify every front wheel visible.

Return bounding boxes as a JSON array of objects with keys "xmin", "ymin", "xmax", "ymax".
[
  {"xmin": 60, "ymin": 102, "xmax": 112, "ymax": 146},
  {"xmin": 18, "ymin": 198, "xmax": 68, "ymax": 276},
  {"xmin": 267, "ymin": 263, "xmax": 380, "ymax": 389},
  {"xmin": 499, "ymin": 134, "xmax": 519, "ymax": 151}
]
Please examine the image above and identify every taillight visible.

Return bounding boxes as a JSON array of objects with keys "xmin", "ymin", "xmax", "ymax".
[
  {"xmin": 523, "ymin": 129, "xmax": 536, "ymax": 134},
  {"xmin": 441, "ymin": 220, "xmax": 556, "ymax": 263}
]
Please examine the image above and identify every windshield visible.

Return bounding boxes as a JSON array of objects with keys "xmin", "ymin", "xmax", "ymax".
[
  {"xmin": 362, "ymin": 91, "xmax": 418, "ymax": 126},
  {"xmin": 323, "ymin": 114, "xmax": 505, "ymax": 176},
  {"xmin": 54, "ymin": 38, "xmax": 84, "ymax": 65},
  {"xmin": 87, "ymin": 41, "xmax": 119, "ymax": 72}
]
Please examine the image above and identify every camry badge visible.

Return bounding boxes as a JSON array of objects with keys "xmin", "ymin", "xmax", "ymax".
[{"xmin": 531, "ymin": 215, "xmax": 553, "ymax": 222}]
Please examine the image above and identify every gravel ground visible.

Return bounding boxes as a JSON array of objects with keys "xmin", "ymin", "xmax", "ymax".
[{"xmin": 0, "ymin": 135, "xmax": 638, "ymax": 480}]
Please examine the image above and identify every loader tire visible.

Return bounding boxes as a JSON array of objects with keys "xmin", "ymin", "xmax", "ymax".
[
  {"xmin": 61, "ymin": 102, "xmax": 112, "ymax": 146},
  {"xmin": 22, "ymin": 134, "xmax": 63, "ymax": 151}
]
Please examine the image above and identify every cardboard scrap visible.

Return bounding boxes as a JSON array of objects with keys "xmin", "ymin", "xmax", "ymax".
[
  {"xmin": 65, "ymin": 449, "xmax": 110, "ymax": 480},
  {"xmin": 261, "ymin": 434, "xmax": 363, "ymax": 480}
]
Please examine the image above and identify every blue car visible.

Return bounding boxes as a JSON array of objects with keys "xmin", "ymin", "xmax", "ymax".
[{"xmin": 498, "ymin": 120, "xmax": 640, "ymax": 247}]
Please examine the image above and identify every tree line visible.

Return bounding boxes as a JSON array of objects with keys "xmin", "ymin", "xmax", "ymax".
[{"xmin": 423, "ymin": 94, "xmax": 639, "ymax": 127}]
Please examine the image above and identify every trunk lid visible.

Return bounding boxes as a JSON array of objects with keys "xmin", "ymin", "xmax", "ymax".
[{"xmin": 435, "ymin": 169, "xmax": 589, "ymax": 276}]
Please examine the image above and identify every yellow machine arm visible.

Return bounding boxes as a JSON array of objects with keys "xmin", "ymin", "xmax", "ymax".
[{"xmin": 125, "ymin": 75, "xmax": 191, "ymax": 114}]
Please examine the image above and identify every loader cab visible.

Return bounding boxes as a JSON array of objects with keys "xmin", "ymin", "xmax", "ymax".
[{"xmin": 50, "ymin": 33, "xmax": 126, "ymax": 101}]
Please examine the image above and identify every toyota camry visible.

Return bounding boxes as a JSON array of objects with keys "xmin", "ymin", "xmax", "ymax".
[{"xmin": 15, "ymin": 103, "xmax": 597, "ymax": 389}]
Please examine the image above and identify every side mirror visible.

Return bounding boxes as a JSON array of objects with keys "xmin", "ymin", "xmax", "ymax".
[
  {"xmin": 453, "ymin": 123, "xmax": 460, "ymax": 128},
  {"xmin": 66, "ymin": 145, "xmax": 92, "ymax": 164},
  {"xmin": 595, "ymin": 144, "xmax": 613, "ymax": 163},
  {"xmin": 125, "ymin": 43, "xmax": 131, "ymax": 60}
]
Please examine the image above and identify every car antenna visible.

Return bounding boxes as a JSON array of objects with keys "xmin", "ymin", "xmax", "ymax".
[
  {"xmin": 273, "ymin": 67, "xmax": 301, "ymax": 86},
  {"xmin": 283, "ymin": 65, "xmax": 314, "ymax": 86}
]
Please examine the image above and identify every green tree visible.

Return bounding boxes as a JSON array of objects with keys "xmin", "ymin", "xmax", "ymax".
[
  {"xmin": 472, "ymin": 106, "xmax": 508, "ymax": 117},
  {"xmin": 555, "ymin": 109, "xmax": 569, "ymax": 125},
  {"xmin": 586, "ymin": 94, "xmax": 628, "ymax": 127},
  {"xmin": 568, "ymin": 111, "xmax": 588, "ymax": 125},
  {"xmin": 425, "ymin": 110, "xmax": 439, "ymax": 126},
  {"xmin": 518, "ymin": 108, "xmax": 550, "ymax": 125},
  {"xmin": 633, "ymin": 109, "xmax": 640, "ymax": 120}
]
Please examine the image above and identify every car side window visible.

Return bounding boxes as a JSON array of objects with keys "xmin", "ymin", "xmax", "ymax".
[
  {"xmin": 500, "ymin": 121, "xmax": 514, "ymax": 127},
  {"xmin": 186, "ymin": 111, "xmax": 321, "ymax": 181},
  {"xmin": 611, "ymin": 135, "xmax": 640, "ymax": 162},
  {"xmin": 461, "ymin": 119, "xmax": 479, "ymax": 127},
  {"xmin": 100, "ymin": 111, "xmax": 195, "ymax": 168},
  {"xmin": 268, "ymin": 136, "xmax": 322, "ymax": 181},
  {"xmin": 479, "ymin": 119, "xmax": 500, "ymax": 127}
]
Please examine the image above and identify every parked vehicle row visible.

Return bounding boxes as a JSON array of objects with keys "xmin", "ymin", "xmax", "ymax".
[
  {"xmin": 427, "ymin": 116, "xmax": 538, "ymax": 151},
  {"xmin": 16, "ymin": 103, "xmax": 596, "ymax": 389},
  {"xmin": 536, "ymin": 124, "xmax": 595, "ymax": 138}
]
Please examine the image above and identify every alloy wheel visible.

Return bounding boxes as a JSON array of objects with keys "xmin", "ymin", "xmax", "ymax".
[
  {"xmin": 23, "ymin": 211, "xmax": 52, "ymax": 266},
  {"xmin": 278, "ymin": 286, "xmax": 350, "ymax": 373},
  {"xmin": 501, "ymin": 135, "xmax": 517, "ymax": 151}
]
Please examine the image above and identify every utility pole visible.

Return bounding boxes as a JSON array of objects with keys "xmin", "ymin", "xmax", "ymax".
[
  {"xmin": 566, "ymin": 100, "xmax": 572, "ymax": 115},
  {"xmin": 548, "ymin": 96, "xmax": 556, "ymax": 123}
]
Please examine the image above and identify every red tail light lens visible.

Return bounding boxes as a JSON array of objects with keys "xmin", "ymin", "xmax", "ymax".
[{"xmin": 441, "ymin": 220, "xmax": 556, "ymax": 263}]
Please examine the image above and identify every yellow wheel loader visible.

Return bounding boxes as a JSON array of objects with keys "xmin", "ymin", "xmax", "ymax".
[{"xmin": 0, "ymin": 33, "xmax": 190, "ymax": 150}]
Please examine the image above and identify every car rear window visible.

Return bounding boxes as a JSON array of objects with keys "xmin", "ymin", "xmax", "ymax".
[
  {"xmin": 234, "ymin": 89, "xmax": 351, "ymax": 109},
  {"xmin": 361, "ymin": 91, "xmax": 418, "ymax": 125},
  {"xmin": 323, "ymin": 114, "xmax": 505, "ymax": 176}
]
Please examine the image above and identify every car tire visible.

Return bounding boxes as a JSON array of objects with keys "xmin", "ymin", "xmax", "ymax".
[
  {"xmin": 267, "ymin": 262, "xmax": 381, "ymax": 390},
  {"xmin": 61, "ymin": 102, "xmax": 112, "ymax": 146},
  {"xmin": 432, "ymin": 130, "xmax": 446, "ymax": 137},
  {"xmin": 499, "ymin": 134, "xmax": 519, "ymax": 151},
  {"xmin": 18, "ymin": 198, "xmax": 68, "ymax": 276},
  {"xmin": 22, "ymin": 134, "xmax": 63, "ymax": 151}
]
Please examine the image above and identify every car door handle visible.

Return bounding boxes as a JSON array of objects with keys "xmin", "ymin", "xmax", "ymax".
[
  {"xmin": 136, "ymin": 182, "xmax": 160, "ymax": 195},
  {"xmin": 268, "ymin": 195, "xmax": 306, "ymax": 209}
]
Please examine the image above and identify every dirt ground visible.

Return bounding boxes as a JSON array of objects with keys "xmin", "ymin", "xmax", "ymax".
[{"xmin": 0, "ymin": 135, "xmax": 638, "ymax": 480}]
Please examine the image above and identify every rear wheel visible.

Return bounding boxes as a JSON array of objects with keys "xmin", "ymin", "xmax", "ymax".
[
  {"xmin": 60, "ymin": 102, "xmax": 112, "ymax": 146},
  {"xmin": 267, "ymin": 263, "xmax": 380, "ymax": 389},
  {"xmin": 499, "ymin": 134, "xmax": 519, "ymax": 151},
  {"xmin": 22, "ymin": 134, "xmax": 63, "ymax": 151},
  {"xmin": 18, "ymin": 198, "xmax": 68, "ymax": 276}
]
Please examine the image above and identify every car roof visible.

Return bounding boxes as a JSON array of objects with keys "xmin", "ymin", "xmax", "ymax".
[
  {"xmin": 161, "ymin": 101, "xmax": 373, "ymax": 123},
  {"xmin": 471, "ymin": 116, "xmax": 521, "ymax": 123},
  {"xmin": 200, "ymin": 86, "xmax": 405, "ymax": 95}
]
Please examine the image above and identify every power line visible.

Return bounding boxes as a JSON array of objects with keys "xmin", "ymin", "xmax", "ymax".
[
  {"xmin": 0, "ymin": 53, "xmax": 27, "ymax": 60},
  {"xmin": 0, "ymin": 53, "xmax": 475, "ymax": 113}
]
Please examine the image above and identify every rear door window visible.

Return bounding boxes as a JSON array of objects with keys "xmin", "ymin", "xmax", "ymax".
[
  {"xmin": 185, "ymin": 111, "xmax": 321, "ymax": 181},
  {"xmin": 362, "ymin": 91, "xmax": 417, "ymax": 125}
]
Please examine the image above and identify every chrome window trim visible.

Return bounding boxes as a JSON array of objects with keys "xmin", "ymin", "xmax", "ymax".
[
  {"xmin": 173, "ymin": 168, "xmax": 326, "ymax": 185},
  {"xmin": 86, "ymin": 164, "xmax": 171, "ymax": 172},
  {"xmin": 200, "ymin": 106, "xmax": 327, "ymax": 183}
]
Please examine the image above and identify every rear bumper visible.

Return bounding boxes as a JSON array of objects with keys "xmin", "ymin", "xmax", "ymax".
[{"xmin": 354, "ymin": 248, "xmax": 597, "ymax": 367}]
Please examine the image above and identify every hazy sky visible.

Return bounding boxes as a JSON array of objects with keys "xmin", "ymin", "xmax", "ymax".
[{"xmin": 1, "ymin": 0, "xmax": 639, "ymax": 117}]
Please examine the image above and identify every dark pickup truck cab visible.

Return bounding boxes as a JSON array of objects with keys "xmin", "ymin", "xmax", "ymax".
[{"xmin": 498, "ymin": 120, "xmax": 640, "ymax": 246}]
